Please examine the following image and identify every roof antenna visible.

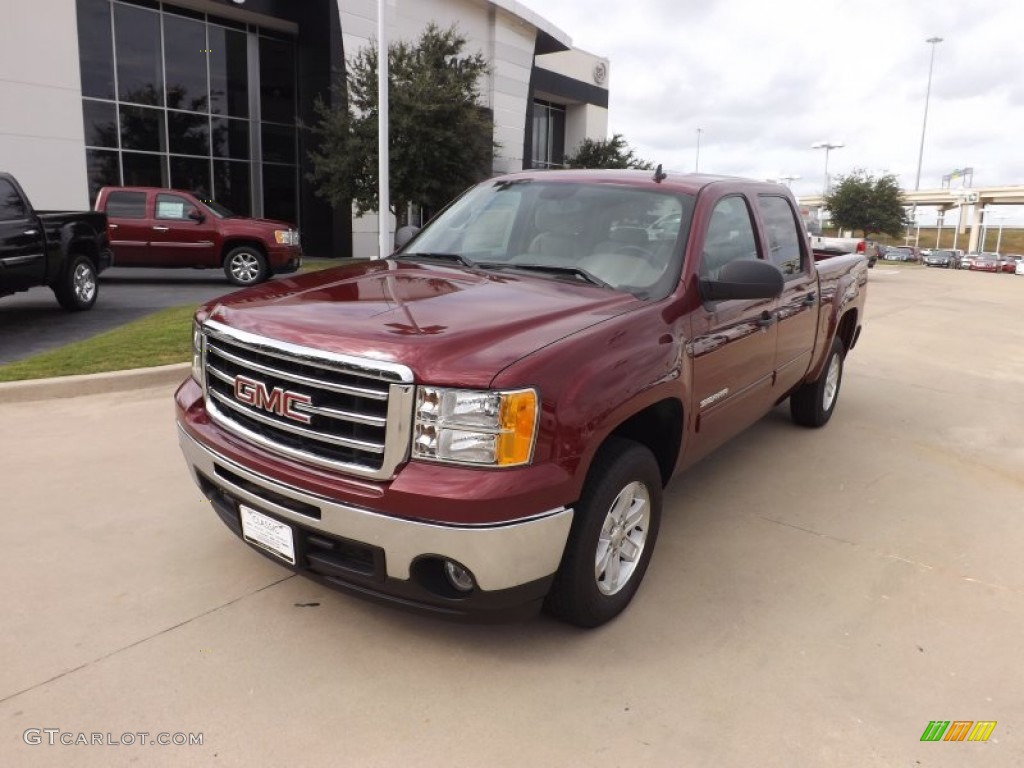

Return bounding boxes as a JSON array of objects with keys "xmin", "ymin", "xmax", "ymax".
[{"xmin": 653, "ymin": 164, "xmax": 667, "ymax": 183}]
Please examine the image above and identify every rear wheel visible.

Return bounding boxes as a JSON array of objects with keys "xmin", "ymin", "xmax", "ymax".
[
  {"xmin": 791, "ymin": 336, "xmax": 845, "ymax": 427},
  {"xmin": 53, "ymin": 254, "xmax": 98, "ymax": 311},
  {"xmin": 224, "ymin": 246, "xmax": 269, "ymax": 286},
  {"xmin": 545, "ymin": 437, "xmax": 662, "ymax": 627}
]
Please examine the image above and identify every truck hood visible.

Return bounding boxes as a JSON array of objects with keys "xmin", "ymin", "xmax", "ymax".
[{"xmin": 202, "ymin": 259, "xmax": 641, "ymax": 387}]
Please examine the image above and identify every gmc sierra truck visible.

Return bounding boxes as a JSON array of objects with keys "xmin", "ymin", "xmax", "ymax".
[
  {"xmin": 0, "ymin": 172, "xmax": 112, "ymax": 309},
  {"xmin": 176, "ymin": 169, "xmax": 868, "ymax": 627}
]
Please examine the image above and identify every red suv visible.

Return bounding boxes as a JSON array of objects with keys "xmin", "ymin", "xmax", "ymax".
[{"xmin": 95, "ymin": 187, "xmax": 302, "ymax": 285}]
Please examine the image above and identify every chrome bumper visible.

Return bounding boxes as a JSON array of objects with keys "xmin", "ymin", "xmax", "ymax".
[{"xmin": 177, "ymin": 426, "xmax": 573, "ymax": 592}]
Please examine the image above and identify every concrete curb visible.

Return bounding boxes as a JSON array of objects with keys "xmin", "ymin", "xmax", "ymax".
[{"xmin": 0, "ymin": 362, "xmax": 191, "ymax": 404}]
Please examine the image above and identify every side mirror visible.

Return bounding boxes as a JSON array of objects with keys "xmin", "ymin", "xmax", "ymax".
[
  {"xmin": 394, "ymin": 225, "xmax": 420, "ymax": 250},
  {"xmin": 699, "ymin": 259, "xmax": 784, "ymax": 302},
  {"xmin": 188, "ymin": 208, "xmax": 205, "ymax": 223}
]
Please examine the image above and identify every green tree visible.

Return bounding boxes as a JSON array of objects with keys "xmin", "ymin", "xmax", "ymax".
[
  {"xmin": 307, "ymin": 23, "xmax": 494, "ymax": 227},
  {"xmin": 565, "ymin": 134, "xmax": 653, "ymax": 170},
  {"xmin": 824, "ymin": 170, "xmax": 908, "ymax": 237}
]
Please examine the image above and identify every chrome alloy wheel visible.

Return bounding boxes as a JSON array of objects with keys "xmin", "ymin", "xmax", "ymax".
[
  {"xmin": 229, "ymin": 252, "xmax": 261, "ymax": 283},
  {"xmin": 73, "ymin": 263, "xmax": 96, "ymax": 303},
  {"xmin": 595, "ymin": 480, "xmax": 651, "ymax": 596},
  {"xmin": 823, "ymin": 352, "xmax": 841, "ymax": 411}
]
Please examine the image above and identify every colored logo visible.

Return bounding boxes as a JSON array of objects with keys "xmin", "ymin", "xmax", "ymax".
[
  {"xmin": 234, "ymin": 375, "xmax": 312, "ymax": 424},
  {"xmin": 920, "ymin": 721, "xmax": 996, "ymax": 742}
]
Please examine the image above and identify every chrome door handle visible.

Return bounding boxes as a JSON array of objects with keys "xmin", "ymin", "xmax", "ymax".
[
  {"xmin": 109, "ymin": 224, "xmax": 119, "ymax": 230},
  {"xmin": 152, "ymin": 226, "xmax": 169, "ymax": 232},
  {"xmin": 23, "ymin": 229, "xmax": 38, "ymax": 236}
]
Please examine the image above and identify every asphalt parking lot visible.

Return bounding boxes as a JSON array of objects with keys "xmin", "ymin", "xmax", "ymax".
[
  {"xmin": 0, "ymin": 268, "xmax": 291, "ymax": 365},
  {"xmin": 1, "ymin": 265, "xmax": 1022, "ymax": 767}
]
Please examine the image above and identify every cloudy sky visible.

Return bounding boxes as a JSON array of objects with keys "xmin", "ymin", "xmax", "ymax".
[{"xmin": 538, "ymin": 0, "xmax": 1023, "ymax": 218}]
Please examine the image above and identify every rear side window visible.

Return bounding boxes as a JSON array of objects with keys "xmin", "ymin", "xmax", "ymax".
[
  {"xmin": 759, "ymin": 195, "xmax": 805, "ymax": 278},
  {"xmin": 105, "ymin": 191, "xmax": 147, "ymax": 219},
  {"xmin": 0, "ymin": 178, "xmax": 28, "ymax": 221}
]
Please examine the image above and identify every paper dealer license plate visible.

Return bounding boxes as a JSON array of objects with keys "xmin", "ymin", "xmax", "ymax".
[{"xmin": 240, "ymin": 505, "xmax": 295, "ymax": 565}]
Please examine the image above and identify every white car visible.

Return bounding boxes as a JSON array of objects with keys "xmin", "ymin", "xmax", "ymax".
[{"xmin": 1015, "ymin": 258, "xmax": 1024, "ymax": 276}]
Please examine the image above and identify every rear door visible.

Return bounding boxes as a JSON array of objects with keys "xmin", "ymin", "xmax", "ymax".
[
  {"xmin": 148, "ymin": 193, "xmax": 219, "ymax": 266},
  {"xmin": 0, "ymin": 177, "xmax": 47, "ymax": 290},
  {"xmin": 757, "ymin": 194, "xmax": 819, "ymax": 395},
  {"xmin": 103, "ymin": 190, "xmax": 150, "ymax": 265},
  {"xmin": 688, "ymin": 194, "xmax": 779, "ymax": 460}
]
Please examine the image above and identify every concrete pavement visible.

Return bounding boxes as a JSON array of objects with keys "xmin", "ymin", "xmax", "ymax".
[{"xmin": 1, "ymin": 266, "xmax": 1022, "ymax": 767}]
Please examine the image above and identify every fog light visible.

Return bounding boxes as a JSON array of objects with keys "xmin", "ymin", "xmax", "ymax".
[{"xmin": 444, "ymin": 560, "xmax": 475, "ymax": 593}]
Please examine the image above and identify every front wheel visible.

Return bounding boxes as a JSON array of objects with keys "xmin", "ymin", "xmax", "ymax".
[
  {"xmin": 790, "ymin": 336, "xmax": 845, "ymax": 428},
  {"xmin": 224, "ymin": 246, "xmax": 269, "ymax": 286},
  {"xmin": 53, "ymin": 254, "xmax": 98, "ymax": 311},
  {"xmin": 545, "ymin": 437, "xmax": 663, "ymax": 628}
]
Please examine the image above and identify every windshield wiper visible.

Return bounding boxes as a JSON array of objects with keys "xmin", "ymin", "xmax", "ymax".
[
  {"xmin": 398, "ymin": 252, "xmax": 477, "ymax": 269},
  {"xmin": 479, "ymin": 262, "xmax": 613, "ymax": 290}
]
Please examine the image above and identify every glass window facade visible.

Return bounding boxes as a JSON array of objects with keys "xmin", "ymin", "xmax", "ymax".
[
  {"xmin": 532, "ymin": 100, "xmax": 566, "ymax": 170},
  {"xmin": 77, "ymin": 0, "xmax": 297, "ymax": 224}
]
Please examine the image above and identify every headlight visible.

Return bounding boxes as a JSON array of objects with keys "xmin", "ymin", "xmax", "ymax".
[
  {"xmin": 412, "ymin": 387, "xmax": 538, "ymax": 467},
  {"xmin": 191, "ymin": 320, "xmax": 203, "ymax": 384},
  {"xmin": 274, "ymin": 229, "xmax": 300, "ymax": 245}
]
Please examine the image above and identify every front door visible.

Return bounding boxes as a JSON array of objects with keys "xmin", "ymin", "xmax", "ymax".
[
  {"xmin": 687, "ymin": 194, "xmax": 778, "ymax": 463},
  {"xmin": 148, "ymin": 193, "xmax": 218, "ymax": 267},
  {"xmin": 0, "ymin": 177, "xmax": 46, "ymax": 291}
]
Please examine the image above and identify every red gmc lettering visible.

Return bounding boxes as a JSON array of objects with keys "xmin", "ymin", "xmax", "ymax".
[{"xmin": 233, "ymin": 375, "xmax": 312, "ymax": 424}]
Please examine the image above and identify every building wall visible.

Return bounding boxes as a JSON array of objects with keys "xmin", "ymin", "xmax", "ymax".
[{"xmin": 0, "ymin": 0, "xmax": 89, "ymax": 209}]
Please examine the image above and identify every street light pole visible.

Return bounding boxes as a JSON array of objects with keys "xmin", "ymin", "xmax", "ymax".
[
  {"xmin": 914, "ymin": 37, "xmax": 943, "ymax": 191},
  {"xmin": 811, "ymin": 141, "xmax": 844, "ymax": 197},
  {"xmin": 695, "ymin": 128, "xmax": 703, "ymax": 173}
]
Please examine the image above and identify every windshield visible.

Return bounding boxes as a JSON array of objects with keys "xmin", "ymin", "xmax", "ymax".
[
  {"xmin": 397, "ymin": 179, "xmax": 696, "ymax": 298},
  {"xmin": 203, "ymin": 200, "xmax": 235, "ymax": 218}
]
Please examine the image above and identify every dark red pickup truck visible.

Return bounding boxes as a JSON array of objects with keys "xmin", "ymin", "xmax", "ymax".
[
  {"xmin": 175, "ymin": 169, "xmax": 867, "ymax": 627},
  {"xmin": 95, "ymin": 187, "xmax": 302, "ymax": 285}
]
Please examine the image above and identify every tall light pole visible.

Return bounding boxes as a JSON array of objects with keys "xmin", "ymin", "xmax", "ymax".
[
  {"xmin": 811, "ymin": 141, "xmax": 844, "ymax": 196},
  {"xmin": 695, "ymin": 128, "xmax": 703, "ymax": 173},
  {"xmin": 914, "ymin": 36, "xmax": 943, "ymax": 191},
  {"xmin": 377, "ymin": 0, "xmax": 390, "ymax": 259}
]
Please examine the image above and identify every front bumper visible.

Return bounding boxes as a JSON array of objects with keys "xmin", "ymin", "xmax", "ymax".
[
  {"xmin": 267, "ymin": 244, "xmax": 302, "ymax": 274},
  {"xmin": 177, "ymin": 426, "xmax": 574, "ymax": 620}
]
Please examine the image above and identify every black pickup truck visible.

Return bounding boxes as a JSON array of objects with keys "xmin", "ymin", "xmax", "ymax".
[{"xmin": 0, "ymin": 172, "xmax": 112, "ymax": 310}]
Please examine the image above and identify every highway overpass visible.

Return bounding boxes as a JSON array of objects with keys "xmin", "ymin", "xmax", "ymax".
[{"xmin": 798, "ymin": 185, "xmax": 1024, "ymax": 252}]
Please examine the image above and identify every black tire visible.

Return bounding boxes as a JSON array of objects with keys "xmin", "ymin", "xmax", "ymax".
[
  {"xmin": 223, "ymin": 246, "xmax": 269, "ymax": 286},
  {"xmin": 791, "ymin": 336, "xmax": 845, "ymax": 428},
  {"xmin": 545, "ymin": 437, "xmax": 663, "ymax": 628},
  {"xmin": 53, "ymin": 253, "xmax": 98, "ymax": 311}
]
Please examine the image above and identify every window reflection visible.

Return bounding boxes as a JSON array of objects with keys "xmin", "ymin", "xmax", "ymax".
[
  {"xmin": 210, "ymin": 26, "xmax": 249, "ymax": 118},
  {"xmin": 122, "ymin": 152, "xmax": 167, "ymax": 188},
  {"xmin": 163, "ymin": 15, "xmax": 209, "ymax": 113},
  {"xmin": 114, "ymin": 4, "xmax": 164, "ymax": 106},
  {"xmin": 77, "ymin": 0, "xmax": 115, "ymax": 99}
]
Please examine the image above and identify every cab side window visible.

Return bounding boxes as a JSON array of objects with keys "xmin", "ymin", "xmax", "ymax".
[
  {"xmin": 759, "ymin": 195, "xmax": 805, "ymax": 278},
  {"xmin": 105, "ymin": 191, "xmax": 146, "ymax": 219},
  {"xmin": 699, "ymin": 196, "xmax": 759, "ymax": 280},
  {"xmin": 0, "ymin": 179, "xmax": 28, "ymax": 221}
]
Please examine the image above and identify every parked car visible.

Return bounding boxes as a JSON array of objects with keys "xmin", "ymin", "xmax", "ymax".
[
  {"xmin": 923, "ymin": 249, "xmax": 957, "ymax": 268},
  {"xmin": 0, "ymin": 172, "xmax": 112, "ymax": 310},
  {"xmin": 1015, "ymin": 257, "xmax": 1024, "ymax": 276},
  {"xmin": 94, "ymin": 187, "xmax": 302, "ymax": 286},
  {"xmin": 176, "ymin": 169, "xmax": 868, "ymax": 627},
  {"xmin": 997, "ymin": 254, "xmax": 1018, "ymax": 274},
  {"xmin": 960, "ymin": 252, "xmax": 979, "ymax": 270},
  {"xmin": 890, "ymin": 246, "xmax": 920, "ymax": 263},
  {"xmin": 969, "ymin": 253, "xmax": 1002, "ymax": 273}
]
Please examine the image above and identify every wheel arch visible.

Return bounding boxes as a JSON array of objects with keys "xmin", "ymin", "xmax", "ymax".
[{"xmin": 601, "ymin": 397, "xmax": 684, "ymax": 488}]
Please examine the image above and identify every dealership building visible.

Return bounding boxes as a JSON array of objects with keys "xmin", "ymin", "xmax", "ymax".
[{"xmin": 0, "ymin": 0, "xmax": 610, "ymax": 257}]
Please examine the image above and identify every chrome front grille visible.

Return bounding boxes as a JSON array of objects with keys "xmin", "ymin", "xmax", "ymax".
[{"xmin": 200, "ymin": 320, "xmax": 415, "ymax": 480}]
